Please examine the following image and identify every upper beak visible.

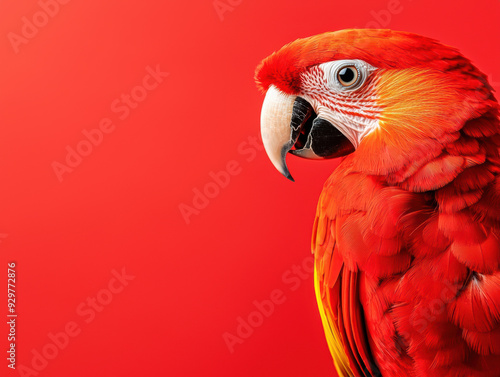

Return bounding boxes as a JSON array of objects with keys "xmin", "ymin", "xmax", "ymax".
[
  {"xmin": 260, "ymin": 85, "xmax": 355, "ymax": 181},
  {"xmin": 259, "ymin": 86, "xmax": 313, "ymax": 181}
]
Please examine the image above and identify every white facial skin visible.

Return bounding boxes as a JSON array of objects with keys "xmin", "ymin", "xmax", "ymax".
[{"xmin": 299, "ymin": 59, "xmax": 380, "ymax": 149}]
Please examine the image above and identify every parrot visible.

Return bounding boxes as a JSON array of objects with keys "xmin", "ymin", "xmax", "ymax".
[{"xmin": 255, "ymin": 29, "xmax": 500, "ymax": 377}]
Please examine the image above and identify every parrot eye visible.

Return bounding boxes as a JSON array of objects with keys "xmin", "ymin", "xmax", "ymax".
[
  {"xmin": 319, "ymin": 60, "xmax": 375, "ymax": 92},
  {"xmin": 337, "ymin": 66, "xmax": 359, "ymax": 87}
]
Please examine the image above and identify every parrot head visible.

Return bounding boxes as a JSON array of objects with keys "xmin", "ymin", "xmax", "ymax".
[{"xmin": 256, "ymin": 29, "xmax": 497, "ymax": 181}]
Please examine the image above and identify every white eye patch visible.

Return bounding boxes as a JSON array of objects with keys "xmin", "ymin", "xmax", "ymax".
[{"xmin": 319, "ymin": 59, "xmax": 377, "ymax": 92}]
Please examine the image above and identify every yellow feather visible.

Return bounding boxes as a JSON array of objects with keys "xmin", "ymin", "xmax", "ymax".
[{"xmin": 314, "ymin": 265, "xmax": 354, "ymax": 377}]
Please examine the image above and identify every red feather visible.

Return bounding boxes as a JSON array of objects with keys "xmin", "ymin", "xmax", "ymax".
[{"xmin": 448, "ymin": 273, "xmax": 500, "ymax": 332}]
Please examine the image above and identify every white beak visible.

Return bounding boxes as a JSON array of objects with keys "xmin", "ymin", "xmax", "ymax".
[{"xmin": 260, "ymin": 85, "xmax": 297, "ymax": 181}]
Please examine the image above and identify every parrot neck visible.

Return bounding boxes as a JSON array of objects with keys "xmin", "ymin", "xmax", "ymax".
[{"xmin": 343, "ymin": 104, "xmax": 500, "ymax": 196}]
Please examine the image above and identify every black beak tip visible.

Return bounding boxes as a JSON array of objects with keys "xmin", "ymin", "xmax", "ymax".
[
  {"xmin": 280, "ymin": 144, "xmax": 295, "ymax": 182},
  {"xmin": 281, "ymin": 165, "xmax": 295, "ymax": 182}
]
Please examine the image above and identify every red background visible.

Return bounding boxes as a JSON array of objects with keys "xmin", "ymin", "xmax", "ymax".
[{"xmin": 0, "ymin": 0, "xmax": 499, "ymax": 376}]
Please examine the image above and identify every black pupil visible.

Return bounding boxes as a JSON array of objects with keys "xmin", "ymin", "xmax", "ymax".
[{"xmin": 339, "ymin": 67, "xmax": 355, "ymax": 84}]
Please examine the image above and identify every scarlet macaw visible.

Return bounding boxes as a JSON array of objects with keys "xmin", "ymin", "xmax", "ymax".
[{"xmin": 256, "ymin": 29, "xmax": 500, "ymax": 377}]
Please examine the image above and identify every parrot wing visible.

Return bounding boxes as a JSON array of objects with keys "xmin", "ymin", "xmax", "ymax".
[
  {"xmin": 312, "ymin": 169, "xmax": 383, "ymax": 377},
  {"xmin": 311, "ymin": 160, "xmax": 431, "ymax": 377}
]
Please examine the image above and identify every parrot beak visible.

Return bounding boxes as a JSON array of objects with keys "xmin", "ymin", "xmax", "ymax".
[
  {"xmin": 260, "ymin": 85, "xmax": 355, "ymax": 181},
  {"xmin": 260, "ymin": 86, "xmax": 301, "ymax": 181}
]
